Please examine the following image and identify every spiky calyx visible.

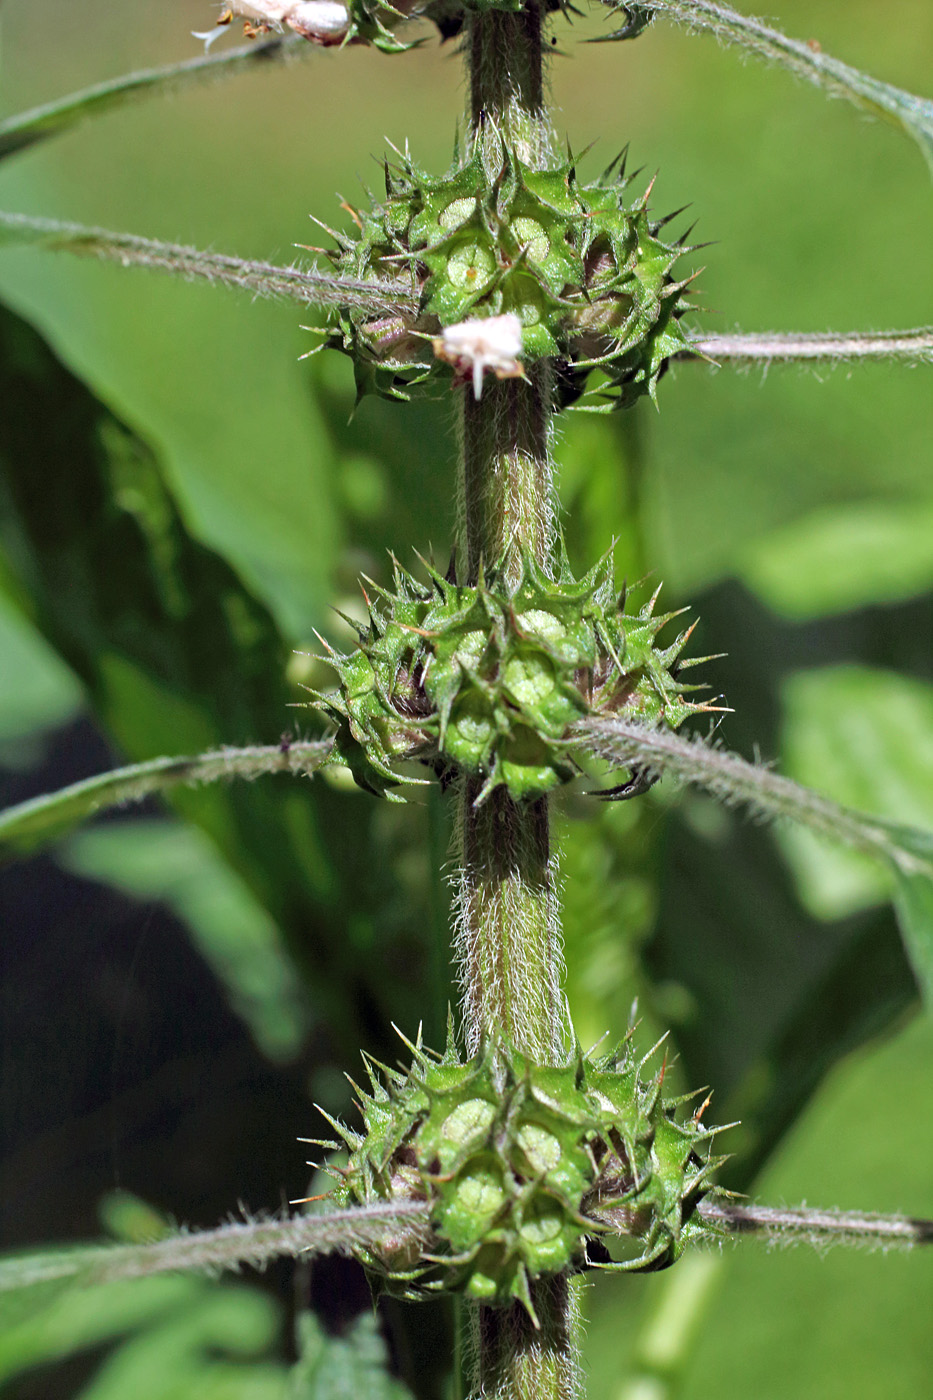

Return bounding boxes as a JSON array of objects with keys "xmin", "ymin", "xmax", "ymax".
[
  {"xmin": 317, "ymin": 1028, "xmax": 726, "ymax": 1317},
  {"xmin": 308, "ymin": 552, "xmax": 711, "ymax": 803},
  {"xmin": 348, "ymin": 0, "xmax": 569, "ymax": 50},
  {"xmin": 315, "ymin": 133, "xmax": 697, "ymax": 407}
]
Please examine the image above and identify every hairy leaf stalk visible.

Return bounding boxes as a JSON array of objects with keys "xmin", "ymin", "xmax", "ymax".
[{"xmin": 456, "ymin": 6, "xmax": 577, "ymax": 1396}]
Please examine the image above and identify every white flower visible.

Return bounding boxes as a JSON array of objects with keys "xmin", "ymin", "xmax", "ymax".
[
  {"xmin": 286, "ymin": 1, "xmax": 351, "ymax": 40},
  {"xmin": 194, "ymin": 0, "xmax": 349, "ymax": 49},
  {"xmin": 433, "ymin": 314, "xmax": 525, "ymax": 400}
]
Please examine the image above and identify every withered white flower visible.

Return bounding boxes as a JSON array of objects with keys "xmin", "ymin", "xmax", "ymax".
[
  {"xmin": 433, "ymin": 314, "xmax": 525, "ymax": 400},
  {"xmin": 194, "ymin": 0, "xmax": 350, "ymax": 50}
]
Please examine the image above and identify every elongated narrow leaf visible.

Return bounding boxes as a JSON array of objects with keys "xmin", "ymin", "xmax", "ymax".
[
  {"xmin": 604, "ymin": 1, "xmax": 933, "ymax": 175},
  {"xmin": 293, "ymin": 1312, "xmax": 415, "ymax": 1400},
  {"xmin": 648, "ymin": 803, "xmax": 916, "ymax": 1189},
  {"xmin": 0, "ymin": 740, "xmax": 331, "ymax": 859},
  {"xmin": 698, "ymin": 1201, "xmax": 933, "ymax": 1249},
  {"xmin": 687, "ymin": 327, "xmax": 933, "ymax": 367},
  {"xmin": 0, "ymin": 38, "xmax": 305, "ymax": 161},
  {"xmin": 0, "ymin": 1205, "xmax": 430, "ymax": 1295},
  {"xmin": 894, "ymin": 872, "xmax": 933, "ymax": 1008},
  {"xmin": 0, "ymin": 212, "xmax": 415, "ymax": 314},
  {"xmin": 575, "ymin": 717, "xmax": 933, "ymax": 882}
]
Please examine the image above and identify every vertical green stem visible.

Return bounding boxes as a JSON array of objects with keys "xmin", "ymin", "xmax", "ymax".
[
  {"xmin": 459, "ymin": 367, "xmax": 554, "ymax": 592},
  {"xmin": 453, "ymin": 6, "xmax": 579, "ymax": 1397},
  {"xmin": 466, "ymin": 1, "xmax": 553, "ymax": 167},
  {"xmin": 470, "ymin": 1276, "xmax": 583, "ymax": 1400},
  {"xmin": 455, "ymin": 778, "xmax": 562, "ymax": 1062}
]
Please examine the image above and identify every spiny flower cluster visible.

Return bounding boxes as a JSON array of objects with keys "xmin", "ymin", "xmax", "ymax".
[
  {"xmin": 196, "ymin": 0, "xmax": 569, "ymax": 52},
  {"xmin": 317, "ymin": 133, "xmax": 698, "ymax": 406},
  {"xmin": 308, "ymin": 552, "xmax": 711, "ymax": 803},
  {"xmin": 314, "ymin": 1027, "xmax": 726, "ymax": 1317}
]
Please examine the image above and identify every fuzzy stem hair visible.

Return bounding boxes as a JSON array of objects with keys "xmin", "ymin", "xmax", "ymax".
[
  {"xmin": 455, "ymin": 6, "xmax": 577, "ymax": 1397},
  {"xmin": 469, "ymin": 1276, "xmax": 583, "ymax": 1400}
]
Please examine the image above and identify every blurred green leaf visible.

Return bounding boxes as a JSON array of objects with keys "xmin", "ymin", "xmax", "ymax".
[
  {"xmin": 673, "ymin": 1012, "xmax": 933, "ymax": 1400},
  {"xmin": 647, "ymin": 804, "xmax": 917, "ymax": 1190},
  {"xmin": 894, "ymin": 872, "xmax": 933, "ymax": 1007},
  {"xmin": 76, "ymin": 1287, "xmax": 285, "ymax": 1400},
  {"xmin": 0, "ymin": 1267, "xmax": 284, "ymax": 1399},
  {"xmin": 740, "ymin": 500, "xmax": 933, "ymax": 620},
  {"xmin": 607, "ymin": 0, "xmax": 933, "ymax": 176},
  {"xmin": 0, "ymin": 38, "xmax": 307, "ymax": 161},
  {"xmin": 0, "ymin": 1274, "xmax": 198, "ymax": 1385},
  {"xmin": 290, "ymin": 1312, "xmax": 413, "ymax": 1400},
  {"xmin": 0, "ymin": 587, "xmax": 81, "ymax": 756},
  {"xmin": 779, "ymin": 666, "xmax": 933, "ymax": 919},
  {"xmin": 0, "ymin": 295, "xmax": 429, "ymax": 1057}
]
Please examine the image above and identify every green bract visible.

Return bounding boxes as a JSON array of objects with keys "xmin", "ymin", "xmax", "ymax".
[
  {"xmin": 317, "ymin": 132, "xmax": 697, "ymax": 405},
  {"xmin": 346, "ymin": 0, "xmax": 569, "ymax": 50},
  {"xmin": 309, "ymin": 552, "xmax": 710, "ymax": 802},
  {"xmin": 318, "ymin": 1028, "xmax": 725, "ymax": 1317}
]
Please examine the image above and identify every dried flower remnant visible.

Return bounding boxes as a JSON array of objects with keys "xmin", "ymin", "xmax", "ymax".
[
  {"xmin": 194, "ymin": 0, "xmax": 351, "ymax": 48},
  {"xmin": 434, "ymin": 314, "xmax": 525, "ymax": 399}
]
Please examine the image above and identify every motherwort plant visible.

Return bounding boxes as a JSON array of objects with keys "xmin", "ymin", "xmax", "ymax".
[{"xmin": 1, "ymin": 3, "xmax": 932, "ymax": 1397}]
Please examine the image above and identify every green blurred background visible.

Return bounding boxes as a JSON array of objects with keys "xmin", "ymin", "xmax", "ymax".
[{"xmin": 0, "ymin": 1, "xmax": 931, "ymax": 1396}]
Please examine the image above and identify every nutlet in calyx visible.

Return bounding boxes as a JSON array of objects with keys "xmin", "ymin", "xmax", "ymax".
[
  {"xmin": 308, "ymin": 1024, "xmax": 729, "ymax": 1320},
  {"xmin": 305, "ymin": 550, "xmax": 719, "ymax": 803},
  {"xmin": 192, "ymin": 0, "xmax": 434, "ymax": 52}
]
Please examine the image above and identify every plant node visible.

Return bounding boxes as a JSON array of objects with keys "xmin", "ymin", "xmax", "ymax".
[
  {"xmin": 315, "ymin": 1024, "xmax": 728, "ymax": 1319},
  {"xmin": 314, "ymin": 133, "xmax": 698, "ymax": 407},
  {"xmin": 307, "ymin": 550, "xmax": 712, "ymax": 802}
]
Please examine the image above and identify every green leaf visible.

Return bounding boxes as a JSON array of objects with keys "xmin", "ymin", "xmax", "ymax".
[
  {"xmin": 778, "ymin": 666, "xmax": 933, "ymax": 919},
  {"xmin": 0, "ymin": 740, "xmax": 330, "ymax": 860},
  {"xmin": 0, "ymin": 213, "xmax": 415, "ymax": 314},
  {"xmin": 0, "ymin": 38, "xmax": 306, "ymax": 161},
  {"xmin": 603, "ymin": 0, "xmax": 933, "ymax": 177},
  {"xmin": 0, "ymin": 295, "xmax": 422, "ymax": 1057},
  {"xmin": 0, "ymin": 1266, "xmax": 285, "ymax": 1398},
  {"xmin": 893, "ymin": 872, "xmax": 933, "ymax": 1007},
  {"xmin": 739, "ymin": 500, "xmax": 933, "ymax": 620},
  {"xmin": 291, "ymin": 1311, "xmax": 414, "ymax": 1400},
  {"xmin": 0, "ymin": 588, "xmax": 81, "ymax": 755},
  {"xmin": 77, "ymin": 1300, "xmax": 286, "ymax": 1400},
  {"xmin": 647, "ymin": 805, "xmax": 917, "ymax": 1191}
]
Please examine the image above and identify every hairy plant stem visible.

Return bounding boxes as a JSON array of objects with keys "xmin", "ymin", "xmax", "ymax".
[
  {"xmin": 466, "ymin": 2, "xmax": 553, "ymax": 167},
  {"xmin": 459, "ymin": 368, "xmax": 555, "ymax": 590},
  {"xmin": 469, "ymin": 1275, "xmax": 583, "ymax": 1400},
  {"xmin": 455, "ymin": 8, "xmax": 577, "ymax": 1397},
  {"xmin": 455, "ymin": 778, "xmax": 563, "ymax": 1061}
]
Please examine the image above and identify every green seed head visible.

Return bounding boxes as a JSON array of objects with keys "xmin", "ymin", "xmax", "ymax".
[
  {"xmin": 320, "ymin": 1028, "xmax": 726, "ymax": 1315},
  {"xmin": 317, "ymin": 133, "xmax": 697, "ymax": 407},
  {"xmin": 307, "ymin": 551, "xmax": 712, "ymax": 802}
]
